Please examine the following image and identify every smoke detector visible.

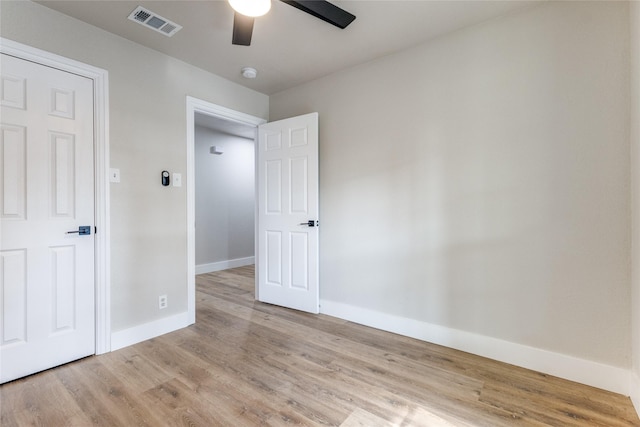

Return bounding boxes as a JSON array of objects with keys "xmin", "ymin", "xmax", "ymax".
[
  {"xmin": 127, "ymin": 6, "xmax": 182, "ymax": 37},
  {"xmin": 241, "ymin": 67, "xmax": 258, "ymax": 79}
]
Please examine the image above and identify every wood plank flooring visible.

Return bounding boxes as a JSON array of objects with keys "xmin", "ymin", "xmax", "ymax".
[{"xmin": 1, "ymin": 265, "xmax": 638, "ymax": 426}]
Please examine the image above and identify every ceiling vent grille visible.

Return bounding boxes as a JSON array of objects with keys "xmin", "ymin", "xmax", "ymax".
[{"xmin": 127, "ymin": 6, "xmax": 182, "ymax": 37}]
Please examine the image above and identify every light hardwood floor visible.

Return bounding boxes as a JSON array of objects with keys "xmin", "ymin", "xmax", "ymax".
[{"xmin": 1, "ymin": 265, "xmax": 638, "ymax": 426}]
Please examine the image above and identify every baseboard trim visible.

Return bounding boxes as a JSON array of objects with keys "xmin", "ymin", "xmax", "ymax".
[
  {"xmin": 110, "ymin": 311, "xmax": 190, "ymax": 351},
  {"xmin": 631, "ymin": 372, "xmax": 640, "ymax": 415},
  {"xmin": 320, "ymin": 300, "xmax": 630, "ymax": 396},
  {"xmin": 196, "ymin": 257, "xmax": 254, "ymax": 275}
]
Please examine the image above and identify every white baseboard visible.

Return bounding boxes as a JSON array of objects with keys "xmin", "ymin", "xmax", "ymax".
[
  {"xmin": 631, "ymin": 372, "xmax": 640, "ymax": 416},
  {"xmin": 320, "ymin": 300, "xmax": 631, "ymax": 396},
  {"xmin": 110, "ymin": 311, "xmax": 190, "ymax": 351},
  {"xmin": 195, "ymin": 256, "xmax": 254, "ymax": 275}
]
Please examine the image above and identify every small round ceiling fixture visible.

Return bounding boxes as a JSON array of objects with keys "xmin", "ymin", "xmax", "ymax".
[{"xmin": 241, "ymin": 67, "xmax": 258, "ymax": 79}]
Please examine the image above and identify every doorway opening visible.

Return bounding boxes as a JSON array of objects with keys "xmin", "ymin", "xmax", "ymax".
[
  {"xmin": 194, "ymin": 113, "xmax": 255, "ymax": 273},
  {"xmin": 186, "ymin": 97, "xmax": 266, "ymax": 324}
]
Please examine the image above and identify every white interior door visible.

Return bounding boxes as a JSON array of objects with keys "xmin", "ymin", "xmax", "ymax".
[
  {"xmin": 1, "ymin": 53, "xmax": 95, "ymax": 383},
  {"xmin": 257, "ymin": 113, "xmax": 319, "ymax": 313}
]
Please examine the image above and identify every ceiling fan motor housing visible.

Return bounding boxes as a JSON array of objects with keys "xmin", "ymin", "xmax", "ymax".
[{"xmin": 231, "ymin": 0, "xmax": 356, "ymax": 46}]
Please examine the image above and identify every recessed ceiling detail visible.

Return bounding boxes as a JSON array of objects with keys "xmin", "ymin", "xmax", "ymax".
[{"xmin": 127, "ymin": 6, "xmax": 182, "ymax": 37}]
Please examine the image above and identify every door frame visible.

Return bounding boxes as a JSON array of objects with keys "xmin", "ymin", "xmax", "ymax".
[
  {"xmin": 1, "ymin": 38, "xmax": 111, "ymax": 354},
  {"xmin": 185, "ymin": 96, "xmax": 265, "ymax": 323}
]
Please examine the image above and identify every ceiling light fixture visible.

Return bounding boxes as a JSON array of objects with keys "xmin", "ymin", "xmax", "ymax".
[
  {"xmin": 228, "ymin": 0, "xmax": 271, "ymax": 17},
  {"xmin": 241, "ymin": 67, "xmax": 258, "ymax": 79}
]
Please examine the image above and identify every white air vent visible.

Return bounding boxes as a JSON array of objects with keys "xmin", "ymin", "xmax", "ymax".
[{"xmin": 127, "ymin": 6, "xmax": 182, "ymax": 37}]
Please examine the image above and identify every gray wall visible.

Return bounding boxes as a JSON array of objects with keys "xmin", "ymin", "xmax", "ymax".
[
  {"xmin": 0, "ymin": 1, "xmax": 268, "ymax": 332},
  {"xmin": 195, "ymin": 126, "xmax": 254, "ymax": 266},
  {"xmin": 270, "ymin": 1, "xmax": 631, "ymax": 368},
  {"xmin": 3, "ymin": 0, "xmax": 637, "ymax": 388},
  {"xmin": 631, "ymin": 0, "xmax": 640, "ymax": 405}
]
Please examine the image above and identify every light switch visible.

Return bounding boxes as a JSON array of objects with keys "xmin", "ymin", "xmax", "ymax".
[
  {"xmin": 172, "ymin": 172, "xmax": 182, "ymax": 187},
  {"xmin": 110, "ymin": 168, "xmax": 120, "ymax": 183}
]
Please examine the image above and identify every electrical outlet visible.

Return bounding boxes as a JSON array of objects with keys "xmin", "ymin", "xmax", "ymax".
[{"xmin": 159, "ymin": 295, "xmax": 168, "ymax": 309}]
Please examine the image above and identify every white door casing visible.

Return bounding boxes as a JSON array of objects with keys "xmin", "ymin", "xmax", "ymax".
[
  {"xmin": 0, "ymin": 38, "xmax": 110, "ymax": 357},
  {"xmin": 257, "ymin": 113, "xmax": 319, "ymax": 313},
  {"xmin": 1, "ymin": 53, "xmax": 95, "ymax": 383}
]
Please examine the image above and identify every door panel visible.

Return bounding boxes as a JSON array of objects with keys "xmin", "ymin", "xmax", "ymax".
[
  {"xmin": 1, "ymin": 124, "xmax": 26, "ymax": 219},
  {"xmin": 266, "ymin": 160, "xmax": 282, "ymax": 213},
  {"xmin": 0, "ymin": 53, "xmax": 95, "ymax": 383},
  {"xmin": 290, "ymin": 232, "xmax": 308, "ymax": 289},
  {"xmin": 51, "ymin": 132, "xmax": 77, "ymax": 217},
  {"xmin": 257, "ymin": 113, "xmax": 319, "ymax": 314},
  {"xmin": 290, "ymin": 157, "xmax": 308, "ymax": 212},
  {"xmin": 1, "ymin": 249, "xmax": 26, "ymax": 344},
  {"xmin": 51, "ymin": 245, "xmax": 76, "ymax": 332}
]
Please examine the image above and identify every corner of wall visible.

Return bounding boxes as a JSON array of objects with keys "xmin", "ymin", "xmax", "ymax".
[
  {"xmin": 629, "ymin": 0, "xmax": 640, "ymax": 416},
  {"xmin": 632, "ymin": 372, "xmax": 640, "ymax": 418}
]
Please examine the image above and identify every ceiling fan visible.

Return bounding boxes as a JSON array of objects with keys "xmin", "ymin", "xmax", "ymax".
[{"xmin": 229, "ymin": 0, "xmax": 356, "ymax": 46}]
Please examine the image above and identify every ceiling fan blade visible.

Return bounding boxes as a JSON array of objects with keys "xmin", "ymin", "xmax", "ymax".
[
  {"xmin": 232, "ymin": 12, "xmax": 254, "ymax": 46},
  {"xmin": 280, "ymin": 0, "xmax": 356, "ymax": 29}
]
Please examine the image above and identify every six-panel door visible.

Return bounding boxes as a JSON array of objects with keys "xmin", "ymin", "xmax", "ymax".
[
  {"xmin": 257, "ymin": 113, "xmax": 319, "ymax": 313},
  {"xmin": 1, "ymin": 54, "xmax": 95, "ymax": 383}
]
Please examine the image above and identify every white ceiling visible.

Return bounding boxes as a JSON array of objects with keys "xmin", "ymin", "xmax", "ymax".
[{"xmin": 36, "ymin": 0, "xmax": 539, "ymax": 95}]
